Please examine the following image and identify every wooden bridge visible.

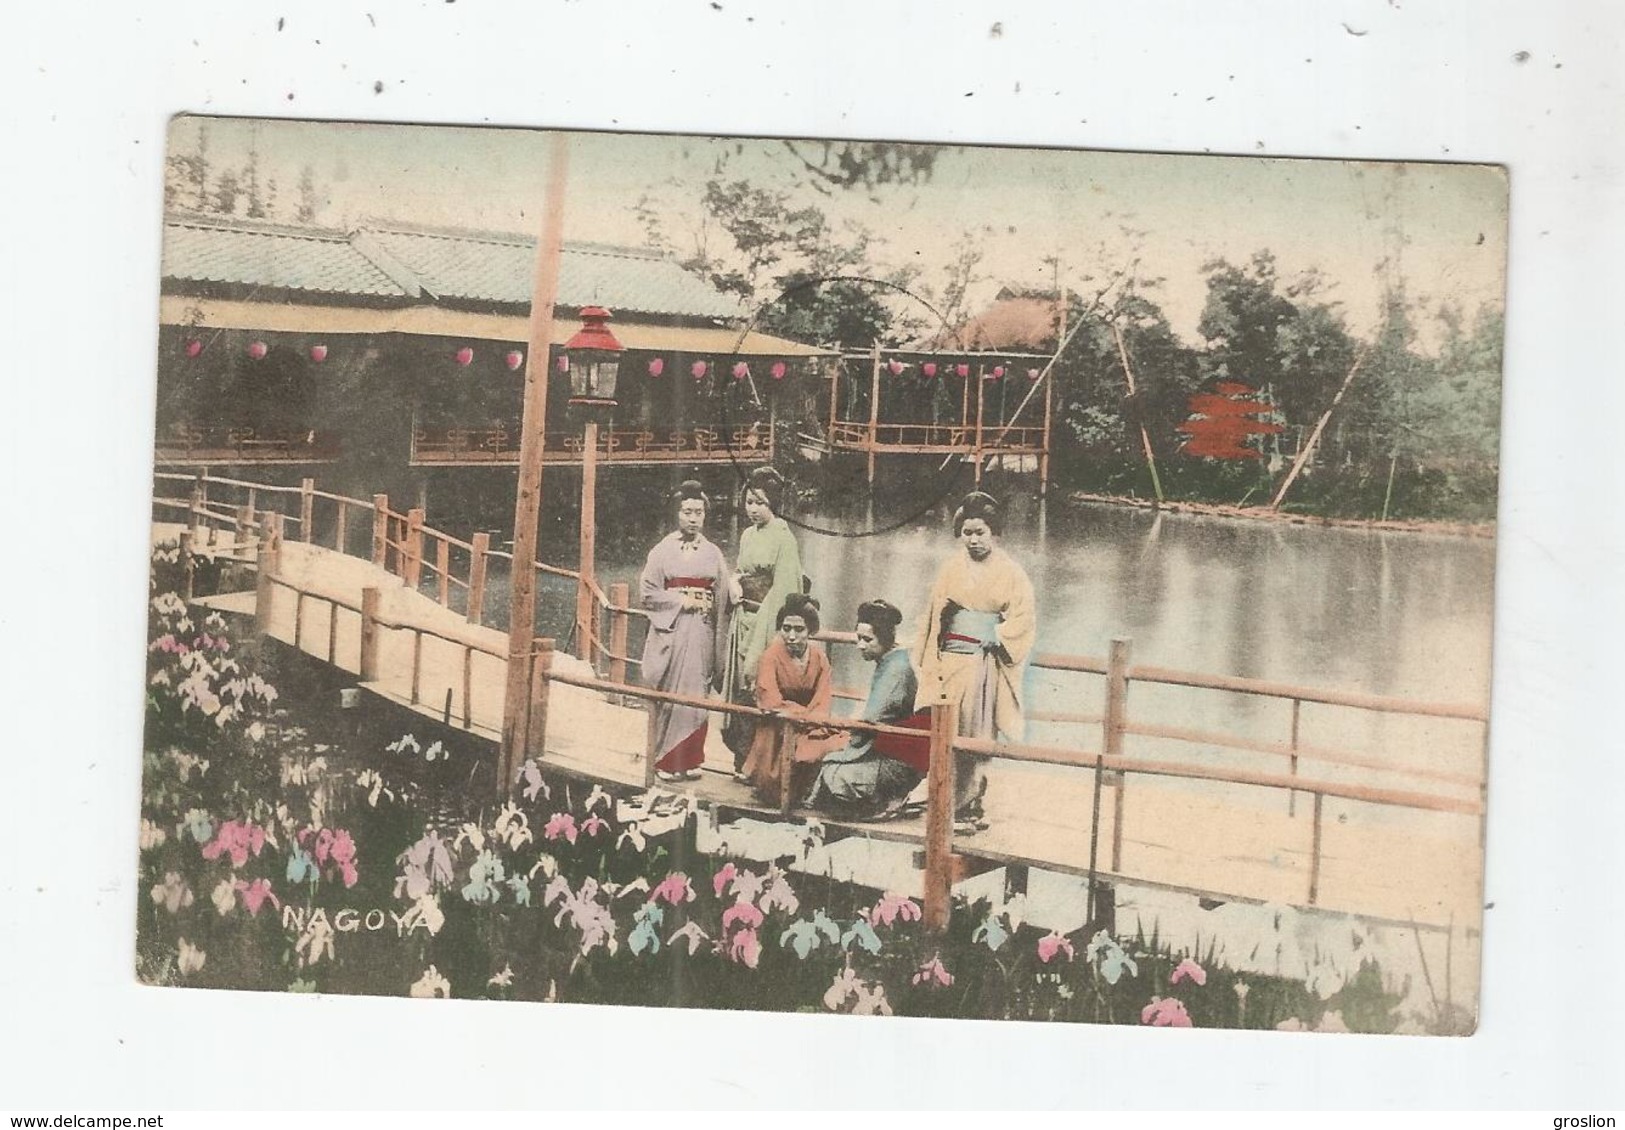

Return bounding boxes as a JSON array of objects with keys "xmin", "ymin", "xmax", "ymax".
[{"xmin": 152, "ymin": 472, "xmax": 1488, "ymax": 942}]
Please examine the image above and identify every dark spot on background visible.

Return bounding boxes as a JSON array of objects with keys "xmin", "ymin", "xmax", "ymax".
[
  {"xmin": 1512, "ymin": 50, "xmax": 1530, "ymax": 63},
  {"xmin": 989, "ymin": 21, "xmax": 1003, "ymax": 37}
]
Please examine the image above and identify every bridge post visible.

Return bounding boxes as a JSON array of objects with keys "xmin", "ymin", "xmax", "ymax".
[
  {"xmin": 520, "ymin": 637, "xmax": 555, "ymax": 776},
  {"xmin": 253, "ymin": 544, "xmax": 276, "ymax": 635},
  {"xmin": 371, "ymin": 495, "xmax": 389, "ymax": 569},
  {"xmin": 923, "ymin": 699, "xmax": 959, "ymax": 933},
  {"xmin": 359, "ymin": 587, "xmax": 381, "ymax": 682},
  {"xmin": 262, "ymin": 512, "xmax": 284, "ymax": 575},
  {"xmin": 178, "ymin": 529, "xmax": 195, "ymax": 602},
  {"xmin": 608, "ymin": 582, "xmax": 630, "ymax": 691},
  {"xmin": 1105, "ymin": 637, "xmax": 1131, "ymax": 874},
  {"xmin": 299, "ymin": 478, "xmax": 315, "ymax": 543},
  {"xmin": 189, "ymin": 476, "xmax": 203, "ymax": 539},
  {"xmin": 776, "ymin": 717, "xmax": 801, "ymax": 816},
  {"xmin": 404, "ymin": 508, "xmax": 425, "ymax": 590},
  {"xmin": 467, "ymin": 532, "xmax": 490, "ymax": 625}
]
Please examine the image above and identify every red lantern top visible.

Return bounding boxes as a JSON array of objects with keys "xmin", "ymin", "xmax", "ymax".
[{"xmin": 564, "ymin": 306, "xmax": 624, "ymax": 354}]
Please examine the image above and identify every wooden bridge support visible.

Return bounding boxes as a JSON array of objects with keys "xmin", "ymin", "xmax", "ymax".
[
  {"xmin": 923, "ymin": 700, "xmax": 959, "ymax": 933},
  {"xmin": 359, "ymin": 587, "xmax": 381, "ymax": 682},
  {"xmin": 371, "ymin": 495, "xmax": 389, "ymax": 569},
  {"xmin": 576, "ymin": 421, "xmax": 599, "ymax": 665},
  {"xmin": 608, "ymin": 582, "xmax": 630, "ymax": 690},
  {"xmin": 467, "ymin": 532, "xmax": 490, "ymax": 626}
]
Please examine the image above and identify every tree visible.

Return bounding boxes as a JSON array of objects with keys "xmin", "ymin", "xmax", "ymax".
[{"xmin": 296, "ymin": 164, "xmax": 320, "ymax": 224}]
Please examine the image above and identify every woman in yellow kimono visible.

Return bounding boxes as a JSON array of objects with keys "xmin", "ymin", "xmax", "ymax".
[
  {"xmin": 911, "ymin": 491, "xmax": 1036, "ymax": 826},
  {"xmin": 721, "ymin": 467, "xmax": 804, "ymax": 774}
]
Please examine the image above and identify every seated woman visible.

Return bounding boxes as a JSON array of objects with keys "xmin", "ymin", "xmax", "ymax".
[
  {"xmin": 805, "ymin": 600, "xmax": 924, "ymax": 817},
  {"xmin": 740, "ymin": 593, "xmax": 845, "ymax": 804}
]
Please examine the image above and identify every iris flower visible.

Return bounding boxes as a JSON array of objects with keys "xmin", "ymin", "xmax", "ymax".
[
  {"xmin": 870, "ymin": 892, "xmax": 922, "ymax": 927},
  {"xmin": 150, "ymin": 872, "xmax": 193, "ymax": 914},
  {"xmin": 1171, "ymin": 957, "xmax": 1207, "ymax": 986},
  {"xmin": 726, "ymin": 927, "xmax": 762, "ymax": 969},
  {"xmin": 409, "ymin": 965, "xmax": 452, "ymax": 999},
  {"xmin": 1037, "ymin": 932, "xmax": 1076, "ymax": 964},
  {"xmin": 176, "ymin": 939, "xmax": 207, "ymax": 976},
  {"xmin": 650, "ymin": 872, "xmax": 696, "ymax": 907},
  {"xmin": 1141, "ymin": 997, "xmax": 1193, "ymax": 1028},
  {"xmin": 667, "ymin": 920, "xmax": 711, "ymax": 956},
  {"xmin": 235, "ymin": 878, "xmax": 280, "ymax": 916},
  {"xmin": 543, "ymin": 812, "xmax": 578, "ymax": 845},
  {"xmin": 912, "ymin": 955, "xmax": 954, "ymax": 988},
  {"xmin": 721, "ymin": 901, "xmax": 764, "ymax": 933}
]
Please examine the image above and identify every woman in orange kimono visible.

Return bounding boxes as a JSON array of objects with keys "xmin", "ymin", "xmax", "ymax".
[{"xmin": 740, "ymin": 594, "xmax": 845, "ymax": 803}]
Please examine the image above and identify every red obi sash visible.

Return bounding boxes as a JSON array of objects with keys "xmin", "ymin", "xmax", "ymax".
[
  {"xmin": 873, "ymin": 709, "xmax": 932, "ymax": 775},
  {"xmin": 664, "ymin": 577, "xmax": 716, "ymax": 589}
]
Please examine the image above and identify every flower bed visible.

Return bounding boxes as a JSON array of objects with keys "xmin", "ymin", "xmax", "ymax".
[{"xmin": 138, "ymin": 546, "xmax": 1411, "ymax": 1031}]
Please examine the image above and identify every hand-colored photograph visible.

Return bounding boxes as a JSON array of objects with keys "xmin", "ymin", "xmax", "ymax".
[{"xmin": 140, "ymin": 116, "xmax": 1503, "ymax": 1034}]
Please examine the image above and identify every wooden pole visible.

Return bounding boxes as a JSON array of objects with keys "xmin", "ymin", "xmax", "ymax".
[
  {"xmin": 462, "ymin": 646, "xmax": 474, "ymax": 730},
  {"xmin": 293, "ymin": 591, "xmax": 305, "ymax": 653},
  {"xmin": 1308, "ymin": 792, "xmax": 1325, "ymax": 906},
  {"xmin": 1110, "ymin": 322, "xmax": 1164, "ymax": 504},
  {"xmin": 576, "ymin": 420, "xmax": 599, "ymax": 664},
  {"xmin": 467, "ymin": 532, "xmax": 490, "ymax": 625},
  {"xmin": 1106, "ymin": 637, "xmax": 1131, "ymax": 873},
  {"xmin": 436, "ymin": 537, "xmax": 450, "ymax": 606},
  {"xmin": 410, "ymin": 630, "xmax": 423, "ymax": 705},
  {"xmin": 644, "ymin": 704, "xmax": 660, "ymax": 789},
  {"xmin": 1270, "ymin": 344, "xmax": 1371, "ymax": 511},
  {"xmin": 826, "ymin": 346, "xmax": 841, "ymax": 450},
  {"xmin": 371, "ymin": 494, "xmax": 389, "ymax": 568},
  {"xmin": 973, "ymin": 365, "xmax": 986, "ymax": 484},
  {"xmin": 1288, "ymin": 698, "xmax": 1302, "ymax": 817},
  {"xmin": 188, "ymin": 482, "xmax": 203, "ymax": 539},
  {"xmin": 502, "ymin": 132, "xmax": 570, "ymax": 768},
  {"xmin": 525, "ymin": 638, "xmax": 556, "ymax": 765},
  {"xmin": 865, "ymin": 342, "xmax": 882, "ymax": 486},
  {"xmin": 326, "ymin": 599, "xmax": 338, "ymax": 664},
  {"xmin": 608, "ymin": 581, "xmax": 630, "ymax": 689},
  {"xmin": 253, "ymin": 545, "xmax": 274, "ymax": 634},
  {"xmin": 335, "ymin": 498, "xmax": 348, "ymax": 553},
  {"xmin": 299, "ymin": 478, "xmax": 314, "ymax": 543},
  {"xmin": 923, "ymin": 699, "xmax": 959, "ymax": 933},
  {"xmin": 178, "ymin": 529, "xmax": 194, "ymax": 602},
  {"xmin": 359, "ymin": 587, "xmax": 380, "ymax": 681},
  {"xmin": 404, "ymin": 508, "xmax": 425, "ymax": 590},
  {"xmin": 776, "ymin": 718, "xmax": 800, "ymax": 815}
]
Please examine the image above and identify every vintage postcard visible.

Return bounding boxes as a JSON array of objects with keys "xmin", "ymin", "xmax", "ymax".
[{"xmin": 139, "ymin": 116, "xmax": 1503, "ymax": 1033}]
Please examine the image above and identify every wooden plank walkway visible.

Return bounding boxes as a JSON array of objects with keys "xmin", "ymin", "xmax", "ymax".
[{"xmin": 169, "ymin": 523, "xmax": 1483, "ymax": 932}]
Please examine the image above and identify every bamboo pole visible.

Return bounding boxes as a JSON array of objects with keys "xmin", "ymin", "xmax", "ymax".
[
  {"xmin": 1110, "ymin": 321, "xmax": 1164, "ymax": 504},
  {"xmin": 503, "ymin": 132, "xmax": 570, "ymax": 769},
  {"xmin": 576, "ymin": 421, "xmax": 599, "ymax": 665},
  {"xmin": 865, "ymin": 342, "xmax": 882, "ymax": 486},
  {"xmin": 923, "ymin": 699, "xmax": 959, "ymax": 933},
  {"xmin": 467, "ymin": 532, "xmax": 490, "ymax": 625},
  {"xmin": 1269, "ymin": 344, "xmax": 1371, "ymax": 510}
]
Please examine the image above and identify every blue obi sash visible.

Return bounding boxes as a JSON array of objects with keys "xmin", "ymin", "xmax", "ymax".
[{"xmin": 940, "ymin": 607, "xmax": 1001, "ymax": 655}]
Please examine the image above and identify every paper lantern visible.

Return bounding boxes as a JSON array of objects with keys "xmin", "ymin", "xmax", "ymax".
[
  {"xmin": 505, "ymin": 350, "xmax": 524, "ymax": 371},
  {"xmin": 732, "ymin": 361, "xmax": 750, "ymax": 380},
  {"xmin": 691, "ymin": 360, "xmax": 708, "ymax": 380},
  {"xmin": 648, "ymin": 357, "xmax": 665, "ymax": 377},
  {"xmin": 955, "ymin": 363, "xmax": 970, "ymax": 379},
  {"xmin": 184, "ymin": 339, "xmax": 203, "ymax": 358},
  {"xmin": 989, "ymin": 366, "xmax": 1005, "ymax": 380},
  {"xmin": 770, "ymin": 361, "xmax": 787, "ymax": 380},
  {"xmin": 886, "ymin": 359, "xmax": 905, "ymax": 376},
  {"xmin": 309, "ymin": 344, "xmax": 328, "ymax": 363},
  {"xmin": 921, "ymin": 362, "xmax": 937, "ymax": 378},
  {"xmin": 455, "ymin": 347, "xmax": 474, "ymax": 367},
  {"xmin": 247, "ymin": 341, "xmax": 268, "ymax": 361},
  {"xmin": 555, "ymin": 353, "xmax": 569, "ymax": 374},
  {"xmin": 1028, "ymin": 367, "xmax": 1042, "ymax": 381}
]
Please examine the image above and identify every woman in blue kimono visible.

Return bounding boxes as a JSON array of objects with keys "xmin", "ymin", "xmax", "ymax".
[
  {"xmin": 639, "ymin": 480, "xmax": 733, "ymax": 780},
  {"xmin": 805, "ymin": 600, "xmax": 924, "ymax": 815}
]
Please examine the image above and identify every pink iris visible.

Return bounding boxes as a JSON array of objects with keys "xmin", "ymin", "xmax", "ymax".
[
  {"xmin": 1141, "ymin": 997, "xmax": 1193, "ymax": 1028},
  {"xmin": 726, "ymin": 927, "xmax": 761, "ymax": 968},
  {"xmin": 1037, "ymin": 932, "xmax": 1075, "ymax": 964},
  {"xmin": 721, "ymin": 901, "xmax": 764, "ymax": 933},
  {"xmin": 712, "ymin": 862, "xmax": 738, "ymax": 898},
  {"xmin": 651, "ymin": 872, "xmax": 696, "ymax": 906},
  {"xmin": 543, "ymin": 812, "xmax": 578, "ymax": 844},
  {"xmin": 234, "ymin": 878, "xmax": 281, "ymax": 916},
  {"xmin": 911, "ymin": 955, "xmax": 954, "ymax": 987},
  {"xmin": 581, "ymin": 813, "xmax": 610, "ymax": 838},
  {"xmin": 870, "ymin": 892, "xmax": 922, "ymax": 927},
  {"xmin": 1171, "ymin": 957, "xmax": 1207, "ymax": 987}
]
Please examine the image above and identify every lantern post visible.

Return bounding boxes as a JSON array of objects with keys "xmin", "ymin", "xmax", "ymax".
[{"xmin": 564, "ymin": 307, "xmax": 624, "ymax": 666}]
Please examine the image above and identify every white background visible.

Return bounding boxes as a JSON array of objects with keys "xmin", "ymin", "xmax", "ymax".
[{"xmin": 2, "ymin": 0, "xmax": 1621, "ymax": 1110}]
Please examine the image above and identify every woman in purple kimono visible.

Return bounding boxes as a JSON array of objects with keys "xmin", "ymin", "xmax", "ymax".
[{"xmin": 639, "ymin": 480, "xmax": 733, "ymax": 780}]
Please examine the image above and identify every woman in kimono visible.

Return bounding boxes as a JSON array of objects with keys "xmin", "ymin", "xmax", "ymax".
[
  {"xmin": 721, "ymin": 466, "xmax": 804, "ymax": 775},
  {"xmin": 910, "ymin": 491, "xmax": 1036, "ymax": 826},
  {"xmin": 639, "ymin": 480, "xmax": 733, "ymax": 781},
  {"xmin": 806, "ymin": 600, "xmax": 924, "ymax": 815},
  {"xmin": 740, "ymin": 593, "xmax": 846, "ymax": 803}
]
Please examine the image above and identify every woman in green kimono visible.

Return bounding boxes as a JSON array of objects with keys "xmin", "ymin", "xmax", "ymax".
[{"xmin": 721, "ymin": 467, "xmax": 804, "ymax": 774}]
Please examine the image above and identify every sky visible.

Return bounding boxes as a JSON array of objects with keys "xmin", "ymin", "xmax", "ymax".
[{"xmin": 166, "ymin": 115, "xmax": 1509, "ymax": 349}]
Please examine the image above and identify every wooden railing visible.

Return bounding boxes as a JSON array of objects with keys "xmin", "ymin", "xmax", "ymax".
[
  {"xmin": 829, "ymin": 419, "xmax": 1045, "ymax": 451},
  {"xmin": 410, "ymin": 422, "xmax": 774, "ymax": 465},
  {"xmin": 161, "ymin": 471, "xmax": 1488, "ymax": 933},
  {"xmin": 156, "ymin": 424, "xmax": 341, "ymax": 464}
]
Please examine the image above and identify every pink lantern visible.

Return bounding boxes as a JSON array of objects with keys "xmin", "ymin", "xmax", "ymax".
[
  {"xmin": 309, "ymin": 344, "xmax": 328, "ymax": 363},
  {"xmin": 505, "ymin": 349, "xmax": 524, "ymax": 371},
  {"xmin": 691, "ymin": 360, "xmax": 708, "ymax": 380},
  {"xmin": 732, "ymin": 361, "xmax": 750, "ymax": 380},
  {"xmin": 648, "ymin": 357, "xmax": 665, "ymax": 377},
  {"xmin": 1028, "ymin": 367, "xmax": 1042, "ymax": 381},
  {"xmin": 921, "ymin": 362, "xmax": 937, "ymax": 378},
  {"xmin": 555, "ymin": 353, "xmax": 569, "ymax": 374},
  {"xmin": 887, "ymin": 359, "xmax": 905, "ymax": 376},
  {"xmin": 455, "ymin": 346, "xmax": 474, "ymax": 367},
  {"xmin": 184, "ymin": 339, "xmax": 203, "ymax": 358},
  {"xmin": 247, "ymin": 341, "xmax": 268, "ymax": 361},
  {"xmin": 955, "ymin": 363, "xmax": 970, "ymax": 379},
  {"xmin": 989, "ymin": 366, "xmax": 1005, "ymax": 380},
  {"xmin": 770, "ymin": 361, "xmax": 787, "ymax": 380}
]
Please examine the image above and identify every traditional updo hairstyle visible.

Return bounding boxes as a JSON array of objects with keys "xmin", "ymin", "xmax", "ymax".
[
  {"xmin": 674, "ymin": 479, "xmax": 709, "ymax": 516},
  {"xmin": 855, "ymin": 599, "xmax": 904, "ymax": 650},
  {"xmin": 953, "ymin": 491, "xmax": 1003, "ymax": 536},
  {"xmin": 743, "ymin": 465, "xmax": 786, "ymax": 516},
  {"xmin": 776, "ymin": 591, "xmax": 821, "ymax": 636}
]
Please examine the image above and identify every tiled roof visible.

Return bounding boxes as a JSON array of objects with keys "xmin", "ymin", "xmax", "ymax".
[
  {"xmin": 160, "ymin": 213, "xmax": 745, "ymax": 320},
  {"xmin": 162, "ymin": 214, "xmax": 413, "ymax": 298}
]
